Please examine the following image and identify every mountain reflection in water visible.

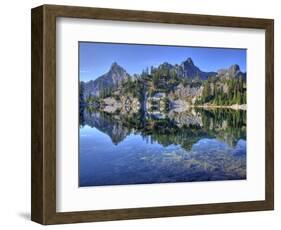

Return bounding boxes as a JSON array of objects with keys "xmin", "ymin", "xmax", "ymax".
[{"xmin": 79, "ymin": 107, "xmax": 246, "ymax": 187}]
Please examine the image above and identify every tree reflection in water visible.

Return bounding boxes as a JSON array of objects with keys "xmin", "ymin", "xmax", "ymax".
[{"xmin": 79, "ymin": 106, "xmax": 246, "ymax": 186}]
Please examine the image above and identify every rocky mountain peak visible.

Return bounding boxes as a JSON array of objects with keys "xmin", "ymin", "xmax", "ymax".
[
  {"xmin": 81, "ymin": 58, "xmax": 246, "ymax": 99},
  {"xmin": 158, "ymin": 62, "xmax": 174, "ymax": 70},
  {"xmin": 109, "ymin": 62, "xmax": 126, "ymax": 73},
  {"xmin": 229, "ymin": 64, "xmax": 240, "ymax": 75},
  {"xmin": 111, "ymin": 61, "xmax": 119, "ymax": 68},
  {"xmin": 82, "ymin": 62, "xmax": 130, "ymax": 97},
  {"xmin": 181, "ymin": 57, "xmax": 207, "ymax": 79},
  {"xmin": 217, "ymin": 64, "xmax": 245, "ymax": 80},
  {"xmin": 185, "ymin": 57, "xmax": 194, "ymax": 65}
]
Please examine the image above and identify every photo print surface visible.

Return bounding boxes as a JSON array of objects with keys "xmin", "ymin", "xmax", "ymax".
[{"xmin": 79, "ymin": 42, "xmax": 247, "ymax": 187}]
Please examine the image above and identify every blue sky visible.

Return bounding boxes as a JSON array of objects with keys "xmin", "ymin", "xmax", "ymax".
[{"xmin": 79, "ymin": 42, "xmax": 246, "ymax": 82}]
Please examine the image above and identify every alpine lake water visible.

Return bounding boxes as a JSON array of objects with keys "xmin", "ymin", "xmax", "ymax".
[{"xmin": 79, "ymin": 107, "xmax": 246, "ymax": 187}]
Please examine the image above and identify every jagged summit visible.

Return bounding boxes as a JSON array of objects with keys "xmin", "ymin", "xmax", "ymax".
[
  {"xmin": 184, "ymin": 57, "xmax": 195, "ymax": 65},
  {"xmin": 110, "ymin": 62, "xmax": 121, "ymax": 69},
  {"xmin": 158, "ymin": 62, "xmax": 174, "ymax": 70},
  {"xmin": 181, "ymin": 57, "xmax": 215, "ymax": 80},
  {"xmin": 82, "ymin": 62, "xmax": 130, "ymax": 97},
  {"xmin": 111, "ymin": 61, "xmax": 118, "ymax": 67},
  {"xmin": 217, "ymin": 64, "xmax": 245, "ymax": 80},
  {"xmin": 229, "ymin": 64, "xmax": 240, "ymax": 73},
  {"xmin": 109, "ymin": 62, "xmax": 126, "ymax": 73},
  {"xmin": 81, "ymin": 58, "xmax": 246, "ymax": 98}
]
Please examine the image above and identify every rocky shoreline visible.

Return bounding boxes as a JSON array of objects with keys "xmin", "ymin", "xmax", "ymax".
[
  {"xmin": 191, "ymin": 104, "xmax": 247, "ymax": 110},
  {"xmin": 86, "ymin": 92, "xmax": 247, "ymax": 114},
  {"xmin": 88, "ymin": 97, "xmax": 247, "ymax": 114}
]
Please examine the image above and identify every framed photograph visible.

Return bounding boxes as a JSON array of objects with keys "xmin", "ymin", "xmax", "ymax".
[{"xmin": 31, "ymin": 4, "xmax": 274, "ymax": 225}]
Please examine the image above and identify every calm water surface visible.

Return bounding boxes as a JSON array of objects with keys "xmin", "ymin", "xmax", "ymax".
[{"xmin": 79, "ymin": 108, "xmax": 246, "ymax": 186}]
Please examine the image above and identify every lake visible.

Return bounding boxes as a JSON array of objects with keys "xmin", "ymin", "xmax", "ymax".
[{"xmin": 79, "ymin": 108, "xmax": 246, "ymax": 187}]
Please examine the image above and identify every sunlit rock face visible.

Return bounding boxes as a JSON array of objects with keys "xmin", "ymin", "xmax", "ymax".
[
  {"xmin": 80, "ymin": 59, "xmax": 246, "ymax": 112},
  {"xmin": 98, "ymin": 96, "xmax": 140, "ymax": 114},
  {"xmin": 168, "ymin": 83, "xmax": 203, "ymax": 105},
  {"xmin": 217, "ymin": 64, "xmax": 246, "ymax": 80}
]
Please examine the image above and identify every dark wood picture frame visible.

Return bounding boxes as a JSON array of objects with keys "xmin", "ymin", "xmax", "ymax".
[{"xmin": 31, "ymin": 4, "xmax": 274, "ymax": 225}]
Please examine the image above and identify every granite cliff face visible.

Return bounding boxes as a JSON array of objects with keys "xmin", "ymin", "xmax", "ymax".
[
  {"xmin": 217, "ymin": 64, "xmax": 246, "ymax": 80},
  {"xmin": 82, "ymin": 58, "xmax": 246, "ymax": 98},
  {"xmin": 80, "ymin": 58, "xmax": 246, "ymax": 112},
  {"xmin": 81, "ymin": 58, "xmax": 224, "ymax": 98},
  {"xmin": 180, "ymin": 57, "xmax": 216, "ymax": 80},
  {"xmin": 82, "ymin": 62, "xmax": 131, "ymax": 97},
  {"xmin": 151, "ymin": 58, "xmax": 216, "ymax": 81}
]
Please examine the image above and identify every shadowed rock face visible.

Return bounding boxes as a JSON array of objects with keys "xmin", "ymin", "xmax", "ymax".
[
  {"xmin": 151, "ymin": 58, "xmax": 216, "ymax": 80},
  {"xmin": 180, "ymin": 58, "xmax": 216, "ymax": 80},
  {"xmin": 82, "ymin": 62, "xmax": 131, "ymax": 97},
  {"xmin": 80, "ymin": 58, "xmax": 246, "ymax": 102}
]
